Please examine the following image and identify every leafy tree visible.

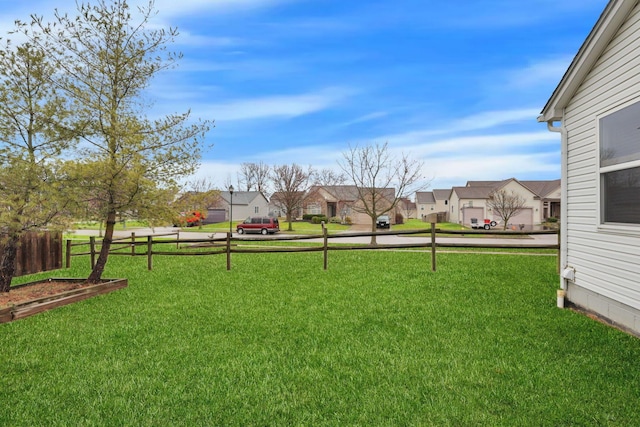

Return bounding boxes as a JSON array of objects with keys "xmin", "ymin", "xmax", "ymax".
[
  {"xmin": 271, "ymin": 164, "xmax": 314, "ymax": 231},
  {"xmin": 0, "ymin": 40, "xmax": 74, "ymax": 292},
  {"xmin": 339, "ymin": 142, "xmax": 424, "ymax": 244},
  {"xmin": 487, "ymin": 189, "xmax": 527, "ymax": 230},
  {"xmin": 23, "ymin": 0, "xmax": 211, "ymax": 282}
]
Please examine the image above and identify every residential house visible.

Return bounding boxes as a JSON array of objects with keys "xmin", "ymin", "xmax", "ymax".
[
  {"xmin": 217, "ymin": 191, "xmax": 270, "ymax": 222},
  {"xmin": 397, "ymin": 197, "xmax": 417, "ymax": 220},
  {"xmin": 539, "ymin": 0, "xmax": 640, "ymax": 335},
  {"xmin": 416, "ymin": 189, "xmax": 452, "ymax": 221},
  {"xmin": 269, "ymin": 191, "xmax": 305, "ymax": 220},
  {"xmin": 303, "ymin": 185, "xmax": 396, "ymax": 225},
  {"xmin": 415, "ymin": 191, "xmax": 436, "ymax": 219},
  {"xmin": 449, "ymin": 178, "xmax": 560, "ymax": 229},
  {"xmin": 433, "ymin": 189, "xmax": 452, "ymax": 219}
]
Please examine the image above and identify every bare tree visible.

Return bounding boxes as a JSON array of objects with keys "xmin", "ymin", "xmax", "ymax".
[
  {"xmin": 271, "ymin": 164, "xmax": 314, "ymax": 231},
  {"xmin": 339, "ymin": 142, "xmax": 425, "ymax": 244},
  {"xmin": 238, "ymin": 161, "xmax": 271, "ymax": 194},
  {"xmin": 487, "ymin": 189, "xmax": 527, "ymax": 230},
  {"xmin": 313, "ymin": 168, "xmax": 347, "ymax": 186},
  {"xmin": 397, "ymin": 198, "xmax": 416, "ymax": 222}
]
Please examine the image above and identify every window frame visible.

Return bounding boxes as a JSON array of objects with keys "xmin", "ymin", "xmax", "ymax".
[{"xmin": 596, "ymin": 98, "xmax": 640, "ymax": 233}]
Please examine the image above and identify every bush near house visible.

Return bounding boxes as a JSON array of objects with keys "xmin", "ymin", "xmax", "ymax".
[{"xmin": 173, "ymin": 211, "xmax": 204, "ymax": 227}]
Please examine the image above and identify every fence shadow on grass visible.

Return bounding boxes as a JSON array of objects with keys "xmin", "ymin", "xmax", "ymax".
[{"xmin": 66, "ymin": 223, "xmax": 560, "ymax": 273}]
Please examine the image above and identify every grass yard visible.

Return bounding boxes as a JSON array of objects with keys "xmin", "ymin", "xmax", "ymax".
[{"xmin": 2, "ymin": 250, "xmax": 639, "ymax": 425}]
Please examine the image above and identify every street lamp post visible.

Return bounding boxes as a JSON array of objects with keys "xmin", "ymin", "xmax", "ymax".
[{"xmin": 229, "ymin": 185, "xmax": 234, "ymax": 235}]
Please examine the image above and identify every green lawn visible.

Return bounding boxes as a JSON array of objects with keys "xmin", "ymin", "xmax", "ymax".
[{"xmin": 2, "ymin": 251, "xmax": 639, "ymax": 425}]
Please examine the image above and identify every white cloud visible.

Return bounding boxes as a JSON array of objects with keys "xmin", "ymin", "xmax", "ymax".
[
  {"xmin": 504, "ymin": 56, "xmax": 574, "ymax": 90},
  {"xmin": 341, "ymin": 111, "xmax": 389, "ymax": 127},
  {"xmin": 151, "ymin": 0, "xmax": 292, "ymax": 17},
  {"xmin": 202, "ymin": 87, "xmax": 355, "ymax": 121}
]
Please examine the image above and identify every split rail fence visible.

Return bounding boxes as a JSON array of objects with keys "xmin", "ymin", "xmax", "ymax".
[{"xmin": 65, "ymin": 224, "xmax": 560, "ymax": 272}]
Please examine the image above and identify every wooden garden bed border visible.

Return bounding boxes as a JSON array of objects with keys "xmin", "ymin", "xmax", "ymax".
[{"xmin": 0, "ymin": 278, "xmax": 128, "ymax": 323}]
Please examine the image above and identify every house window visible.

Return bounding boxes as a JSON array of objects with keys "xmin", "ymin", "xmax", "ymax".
[
  {"xmin": 307, "ymin": 203, "xmax": 321, "ymax": 215},
  {"xmin": 254, "ymin": 206, "xmax": 259, "ymax": 214},
  {"xmin": 445, "ymin": 200, "xmax": 448, "ymax": 205},
  {"xmin": 599, "ymin": 101, "xmax": 640, "ymax": 225}
]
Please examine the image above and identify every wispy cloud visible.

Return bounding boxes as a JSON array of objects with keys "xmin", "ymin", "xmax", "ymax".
[
  {"xmin": 152, "ymin": 0, "xmax": 293, "ymax": 17},
  {"xmin": 341, "ymin": 111, "xmax": 389, "ymax": 127},
  {"xmin": 202, "ymin": 87, "xmax": 356, "ymax": 121},
  {"xmin": 503, "ymin": 57, "xmax": 574, "ymax": 90},
  {"xmin": 376, "ymin": 109, "xmax": 543, "ymax": 147}
]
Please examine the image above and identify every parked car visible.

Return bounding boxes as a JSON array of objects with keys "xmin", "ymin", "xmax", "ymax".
[
  {"xmin": 470, "ymin": 218, "xmax": 498, "ymax": 230},
  {"xmin": 236, "ymin": 217, "xmax": 280, "ymax": 235},
  {"xmin": 376, "ymin": 215, "xmax": 391, "ymax": 229}
]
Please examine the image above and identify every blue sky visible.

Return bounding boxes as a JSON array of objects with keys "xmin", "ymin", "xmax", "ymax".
[{"xmin": 1, "ymin": 0, "xmax": 609, "ymax": 191}]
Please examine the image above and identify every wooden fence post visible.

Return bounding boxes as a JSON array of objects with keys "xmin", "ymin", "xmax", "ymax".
[
  {"xmin": 90, "ymin": 236, "xmax": 96, "ymax": 269},
  {"xmin": 131, "ymin": 232, "xmax": 136, "ymax": 256},
  {"xmin": 66, "ymin": 239, "xmax": 72, "ymax": 268},
  {"xmin": 226, "ymin": 232, "xmax": 232, "ymax": 271},
  {"xmin": 431, "ymin": 222, "xmax": 437, "ymax": 272},
  {"xmin": 147, "ymin": 236, "xmax": 153, "ymax": 270},
  {"xmin": 322, "ymin": 221, "xmax": 328, "ymax": 270}
]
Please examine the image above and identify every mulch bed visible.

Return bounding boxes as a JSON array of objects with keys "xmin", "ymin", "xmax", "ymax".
[
  {"xmin": 0, "ymin": 280, "xmax": 93, "ymax": 308},
  {"xmin": 0, "ymin": 278, "xmax": 127, "ymax": 323}
]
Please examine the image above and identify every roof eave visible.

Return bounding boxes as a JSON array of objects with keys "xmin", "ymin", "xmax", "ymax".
[{"xmin": 539, "ymin": 0, "xmax": 637, "ymax": 123}]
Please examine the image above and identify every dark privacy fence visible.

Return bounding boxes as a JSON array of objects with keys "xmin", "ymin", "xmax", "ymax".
[{"xmin": 1, "ymin": 231, "xmax": 63, "ymax": 277}]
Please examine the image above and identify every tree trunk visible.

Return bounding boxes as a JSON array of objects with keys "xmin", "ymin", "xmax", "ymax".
[
  {"xmin": 87, "ymin": 210, "xmax": 117, "ymax": 283},
  {"xmin": 287, "ymin": 213, "xmax": 293, "ymax": 231},
  {"xmin": 370, "ymin": 221, "xmax": 377, "ymax": 246},
  {"xmin": 0, "ymin": 234, "xmax": 20, "ymax": 293}
]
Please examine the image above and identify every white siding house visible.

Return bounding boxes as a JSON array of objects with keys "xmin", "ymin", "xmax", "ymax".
[
  {"xmin": 219, "ymin": 191, "xmax": 270, "ymax": 221},
  {"xmin": 449, "ymin": 178, "xmax": 560, "ymax": 229},
  {"xmin": 539, "ymin": 0, "xmax": 640, "ymax": 335},
  {"xmin": 415, "ymin": 191, "xmax": 436, "ymax": 219}
]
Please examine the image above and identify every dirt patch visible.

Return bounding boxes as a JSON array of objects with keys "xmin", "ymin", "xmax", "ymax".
[{"xmin": 0, "ymin": 280, "xmax": 92, "ymax": 308}]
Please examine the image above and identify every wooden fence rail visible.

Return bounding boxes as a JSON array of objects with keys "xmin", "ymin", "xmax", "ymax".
[{"xmin": 65, "ymin": 224, "xmax": 559, "ymax": 272}]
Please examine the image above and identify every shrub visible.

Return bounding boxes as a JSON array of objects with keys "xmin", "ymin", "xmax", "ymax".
[
  {"xmin": 311, "ymin": 215, "xmax": 328, "ymax": 224},
  {"xmin": 329, "ymin": 216, "xmax": 342, "ymax": 224},
  {"xmin": 395, "ymin": 213, "xmax": 404, "ymax": 225}
]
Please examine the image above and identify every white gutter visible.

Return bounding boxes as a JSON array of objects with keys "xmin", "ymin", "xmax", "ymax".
[{"xmin": 542, "ymin": 114, "xmax": 570, "ymax": 294}]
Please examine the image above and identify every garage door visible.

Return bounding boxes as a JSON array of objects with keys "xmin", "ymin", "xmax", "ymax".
[
  {"xmin": 204, "ymin": 209, "xmax": 226, "ymax": 224},
  {"xmin": 462, "ymin": 207, "xmax": 484, "ymax": 226},
  {"xmin": 505, "ymin": 208, "xmax": 533, "ymax": 230}
]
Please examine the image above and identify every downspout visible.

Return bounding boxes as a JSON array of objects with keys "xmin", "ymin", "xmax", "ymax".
[{"xmin": 545, "ymin": 113, "xmax": 570, "ymax": 307}]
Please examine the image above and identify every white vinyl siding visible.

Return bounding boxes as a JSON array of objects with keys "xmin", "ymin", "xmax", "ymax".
[{"xmin": 563, "ymin": 3, "xmax": 640, "ymax": 311}]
